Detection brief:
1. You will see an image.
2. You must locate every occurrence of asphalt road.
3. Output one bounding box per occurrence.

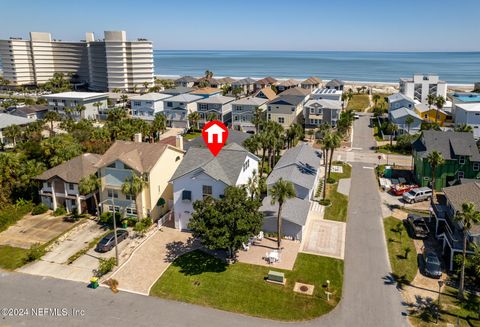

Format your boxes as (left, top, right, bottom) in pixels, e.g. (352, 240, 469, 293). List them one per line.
(0, 113, 408, 327)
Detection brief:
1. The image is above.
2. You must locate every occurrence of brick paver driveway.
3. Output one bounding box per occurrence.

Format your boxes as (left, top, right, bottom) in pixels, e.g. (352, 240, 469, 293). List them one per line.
(109, 227, 194, 295)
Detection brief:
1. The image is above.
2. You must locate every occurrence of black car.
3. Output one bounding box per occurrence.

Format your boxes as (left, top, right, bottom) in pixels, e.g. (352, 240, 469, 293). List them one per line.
(422, 250, 442, 279)
(95, 229, 129, 253)
(405, 214, 430, 239)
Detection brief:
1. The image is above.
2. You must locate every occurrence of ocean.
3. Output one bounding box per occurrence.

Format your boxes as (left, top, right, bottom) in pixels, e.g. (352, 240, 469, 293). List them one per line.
(154, 50, 480, 84)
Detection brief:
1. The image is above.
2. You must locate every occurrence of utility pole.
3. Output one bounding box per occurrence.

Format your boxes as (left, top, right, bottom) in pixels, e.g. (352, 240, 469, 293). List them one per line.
(111, 195, 119, 265)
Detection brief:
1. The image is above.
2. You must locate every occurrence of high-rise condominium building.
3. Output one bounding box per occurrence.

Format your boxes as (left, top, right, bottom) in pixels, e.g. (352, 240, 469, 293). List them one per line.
(399, 74, 447, 105)
(0, 31, 153, 92)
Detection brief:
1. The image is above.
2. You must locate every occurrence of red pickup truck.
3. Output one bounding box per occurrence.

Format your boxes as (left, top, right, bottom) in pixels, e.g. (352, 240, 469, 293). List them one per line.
(391, 184, 418, 196)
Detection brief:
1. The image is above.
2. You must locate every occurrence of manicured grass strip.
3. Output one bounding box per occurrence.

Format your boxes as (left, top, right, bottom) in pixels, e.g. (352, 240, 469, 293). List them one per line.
(324, 163, 351, 222)
(383, 216, 417, 282)
(0, 246, 29, 270)
(183, 132, 202, 140)
(409, 286, 479, 327)
(376, 144, 412, 155)
(347, 94, 370, 111)
(150, 250, 344, 321)
(67, 230, 111, 264)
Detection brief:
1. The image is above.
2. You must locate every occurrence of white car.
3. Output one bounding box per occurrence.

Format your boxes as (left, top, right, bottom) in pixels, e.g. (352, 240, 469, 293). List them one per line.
(354, 114, 360, 119)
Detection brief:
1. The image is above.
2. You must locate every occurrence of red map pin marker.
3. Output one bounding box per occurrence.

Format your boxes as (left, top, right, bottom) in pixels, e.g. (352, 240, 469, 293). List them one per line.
(202, 120, 229, 157)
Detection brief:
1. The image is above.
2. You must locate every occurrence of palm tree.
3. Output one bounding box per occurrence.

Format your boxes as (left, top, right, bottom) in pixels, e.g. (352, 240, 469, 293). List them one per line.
(245, 170, 259, 200)
(74, 104, 86, 118)
(142, 81, 150, 93)
(44, 111, 60, 137)
(120, 94, 129, 109)
(455, 124, 473, 133)
(372, 94, 381, 109)
(152, 113, 167, 141)
(93, 101, 103, 115)
(318, 128, 332, 199)
(427, 94, 436, 110)
(188, 112, 201, 131)
(435, 96, 446, 123)
(270, 178, 296, 249)
(206, 112, 217, 122)
(79, 174, 101, 216)
(405, 116, 414, 134)
(251, 107, 264, 132)
(121, 174, 147, 219)
(426, 150, 444, 200)
(341, 93, 348, 110)
(455, 202, 480, 299)
(112, 88, 121, 94)
(326, 132, 341, 180)
(3, 124, 22, 147)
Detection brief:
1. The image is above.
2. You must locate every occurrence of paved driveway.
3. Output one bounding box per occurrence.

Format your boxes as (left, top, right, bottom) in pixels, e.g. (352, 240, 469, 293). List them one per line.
(109, 227, 193, 295)
(0, 212, 80, 249)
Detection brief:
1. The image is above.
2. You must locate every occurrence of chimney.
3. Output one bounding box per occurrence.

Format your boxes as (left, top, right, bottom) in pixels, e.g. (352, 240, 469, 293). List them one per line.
(175, 135, 184, 150)
(134, 133, 142, 143)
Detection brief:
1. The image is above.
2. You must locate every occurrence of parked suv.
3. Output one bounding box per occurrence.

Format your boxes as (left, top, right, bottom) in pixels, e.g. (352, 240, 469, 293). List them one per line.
(422, 249, 442, 279)
(402, 187, 432, 204)
(95, 229, 129, 253)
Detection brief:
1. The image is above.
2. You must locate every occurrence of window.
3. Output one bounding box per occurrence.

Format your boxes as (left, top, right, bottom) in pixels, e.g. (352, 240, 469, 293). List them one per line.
(243, 159, 250, 172)
(459, 156, 466, 165)
(268, 106, 272, 111)
(107, 189, 119, 198)
(167, 102, 172, 107)
(458, 171, 465, 179)
(182, 190, 192, 201)
(125, 194, 135, 201)
(278, 117, 285, 124)
(267, 114, 271, 120)
(234, 115, 239, 121)
(126, 208, 137, 215)
(68, 183, 74, 190)
(108, 205, 120, 212)
(133, 101, 141, 106)
(310, 108, 314, 114)
(202, 185, 212, 199)
(291, 107, 295, 112)
(200, 104, 208, 110)
(474, 163, 480, 171)
(47, 182, 52, 188)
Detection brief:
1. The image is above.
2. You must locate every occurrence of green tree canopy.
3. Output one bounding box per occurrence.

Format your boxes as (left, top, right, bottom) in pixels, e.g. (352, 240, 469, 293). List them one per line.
(188, 186, 263, 259)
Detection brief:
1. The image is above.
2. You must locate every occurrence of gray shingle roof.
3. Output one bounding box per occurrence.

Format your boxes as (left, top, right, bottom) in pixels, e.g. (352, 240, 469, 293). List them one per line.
(176, 76, 197, 83)
(183, 130, 253, 151)
(164, 94, 203, 103)
(260, 196, 310, 226)
(196, 96, 235, 105)
(413, 130, 480, 161)
(11, 105, 48, 116)
(267, 143, 321, 190)
(171, 143, 258, 185)
(268, 95, 304, 106)
(326, 79, 345, 87)
(160, 87, 196, 96)
(0, 113, 33, 129)
(278, 87, 311, 97)
(36, 153, 101, 183)
(442, 182, 480, 235)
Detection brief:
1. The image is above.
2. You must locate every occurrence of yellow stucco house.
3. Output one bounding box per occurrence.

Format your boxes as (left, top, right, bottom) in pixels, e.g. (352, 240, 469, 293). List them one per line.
(95, 136, 184, 221)
(415, 103, 449, 126)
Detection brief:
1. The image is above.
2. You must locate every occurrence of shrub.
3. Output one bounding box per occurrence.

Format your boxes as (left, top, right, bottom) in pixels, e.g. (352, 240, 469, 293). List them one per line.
(97, 257, 117, 277)
(99, 212, 122, 226)
(319, 199, 331, 206)
(52, 206, 67, 216)
(327, 177, 336, 184)
(25, 243, 46, 262)
(0, 202, 33, 232)
(31, 203, 48, 215)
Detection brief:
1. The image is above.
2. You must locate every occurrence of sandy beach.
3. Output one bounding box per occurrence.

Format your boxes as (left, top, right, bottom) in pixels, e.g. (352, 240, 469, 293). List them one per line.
(156, 74, 474, 93)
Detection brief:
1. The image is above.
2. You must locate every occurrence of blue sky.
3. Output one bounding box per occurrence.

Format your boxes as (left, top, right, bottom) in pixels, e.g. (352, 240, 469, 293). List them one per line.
(1, 0, 479, 51)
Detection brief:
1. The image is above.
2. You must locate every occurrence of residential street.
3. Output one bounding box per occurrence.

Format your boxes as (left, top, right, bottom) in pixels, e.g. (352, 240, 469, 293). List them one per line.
(0, 113, 408, 327)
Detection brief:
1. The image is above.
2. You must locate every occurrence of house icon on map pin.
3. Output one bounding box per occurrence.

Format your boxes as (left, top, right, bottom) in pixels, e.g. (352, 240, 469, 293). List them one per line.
(205, 123, 226, 143)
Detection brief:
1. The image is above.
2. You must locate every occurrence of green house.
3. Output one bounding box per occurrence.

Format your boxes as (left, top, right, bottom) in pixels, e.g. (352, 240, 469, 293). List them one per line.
(412, 130, 480, 191)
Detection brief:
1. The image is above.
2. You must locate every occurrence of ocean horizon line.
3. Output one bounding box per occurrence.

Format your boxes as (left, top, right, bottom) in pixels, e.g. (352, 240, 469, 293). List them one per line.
(153, 49, 480, 53)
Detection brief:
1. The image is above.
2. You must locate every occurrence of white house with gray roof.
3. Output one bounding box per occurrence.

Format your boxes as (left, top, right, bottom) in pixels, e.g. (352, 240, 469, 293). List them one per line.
(261, 143, 321, 241)
(389, 107, 423, 135)
(231, 97, 269, 133)
(0, 113, 34, 147)
(170, 143, 259, 230)
(130, 92, 172, 120)
(163, 93, 203, 129)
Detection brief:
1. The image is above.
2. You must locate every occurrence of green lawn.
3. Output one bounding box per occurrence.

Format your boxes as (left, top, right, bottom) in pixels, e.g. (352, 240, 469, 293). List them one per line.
(383, 216, 418, 283)
(150, 250, 344, 321)
(183, 132, 202, 140)
(376, 144, 412, 155)
(409, 286, 479, 327)
(0, 246, 29, 270)
(347, 94, 370, 112)
(324, 163, 351, 222)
